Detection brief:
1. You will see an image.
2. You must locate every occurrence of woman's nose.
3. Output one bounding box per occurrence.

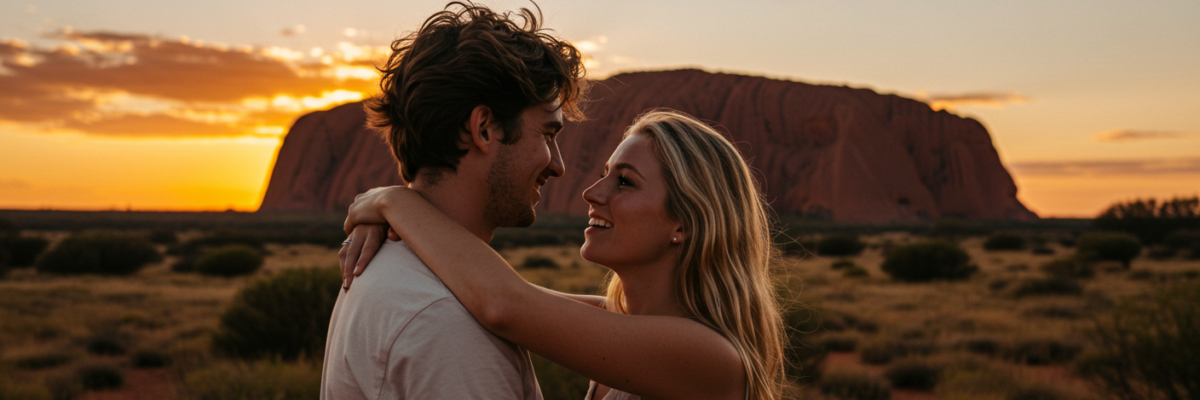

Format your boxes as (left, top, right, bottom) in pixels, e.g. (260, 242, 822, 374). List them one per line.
(582, 177, 607, 205)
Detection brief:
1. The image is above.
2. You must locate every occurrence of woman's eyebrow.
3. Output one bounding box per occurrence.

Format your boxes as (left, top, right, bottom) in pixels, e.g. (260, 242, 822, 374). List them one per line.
(612, 162, 643, 179)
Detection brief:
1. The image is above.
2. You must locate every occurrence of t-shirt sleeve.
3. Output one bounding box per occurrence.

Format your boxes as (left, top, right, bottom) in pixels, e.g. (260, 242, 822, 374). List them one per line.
(380, 297, 537, 400)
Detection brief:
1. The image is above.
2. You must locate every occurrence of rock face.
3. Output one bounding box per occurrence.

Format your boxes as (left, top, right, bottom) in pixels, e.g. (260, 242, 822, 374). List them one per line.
(260, 69, 1036, 222)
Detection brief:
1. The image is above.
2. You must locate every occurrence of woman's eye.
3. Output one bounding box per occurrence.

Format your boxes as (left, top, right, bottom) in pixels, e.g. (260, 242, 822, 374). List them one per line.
(618, 176, 633, 187)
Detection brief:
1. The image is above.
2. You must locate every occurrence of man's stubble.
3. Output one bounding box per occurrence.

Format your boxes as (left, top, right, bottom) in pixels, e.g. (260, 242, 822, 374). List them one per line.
(485, 142, 537, 228)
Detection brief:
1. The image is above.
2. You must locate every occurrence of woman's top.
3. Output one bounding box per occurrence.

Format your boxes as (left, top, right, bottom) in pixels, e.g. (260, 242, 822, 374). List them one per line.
(584, 381, 750, 400)
(584, 381, 639, 400)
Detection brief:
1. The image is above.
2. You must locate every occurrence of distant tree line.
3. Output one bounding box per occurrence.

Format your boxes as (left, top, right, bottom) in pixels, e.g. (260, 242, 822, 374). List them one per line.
(1095, 196, 1199, 244)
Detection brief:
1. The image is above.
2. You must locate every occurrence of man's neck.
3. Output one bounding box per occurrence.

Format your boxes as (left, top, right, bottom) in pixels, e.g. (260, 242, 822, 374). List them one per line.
(409, 178, 496, 243)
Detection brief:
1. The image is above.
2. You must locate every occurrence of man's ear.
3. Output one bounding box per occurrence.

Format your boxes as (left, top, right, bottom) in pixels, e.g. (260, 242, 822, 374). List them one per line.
(464, 105, 498, 155)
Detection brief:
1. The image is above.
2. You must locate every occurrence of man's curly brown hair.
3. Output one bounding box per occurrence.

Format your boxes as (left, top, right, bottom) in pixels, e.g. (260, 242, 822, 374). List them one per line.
(366, 1, 588, 183)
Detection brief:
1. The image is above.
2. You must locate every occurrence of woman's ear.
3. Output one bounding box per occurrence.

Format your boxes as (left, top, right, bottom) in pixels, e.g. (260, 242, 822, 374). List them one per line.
(672, 224, 689, 244)
(464, 105, 496, 155)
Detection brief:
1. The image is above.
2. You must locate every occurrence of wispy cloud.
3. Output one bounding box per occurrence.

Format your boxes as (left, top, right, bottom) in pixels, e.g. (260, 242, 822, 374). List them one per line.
(1091, 129, 1200, 142)
(0, 30, 385, 138)
(569, 36, 633, 78)
(1008, 157, 1200, 176)
(913, 91, 1029, 111)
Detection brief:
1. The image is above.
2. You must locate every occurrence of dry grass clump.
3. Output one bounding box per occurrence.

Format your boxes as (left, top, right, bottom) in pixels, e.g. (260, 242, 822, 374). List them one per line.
(182, 360, 321, 400)
(818, 369, 891, 400)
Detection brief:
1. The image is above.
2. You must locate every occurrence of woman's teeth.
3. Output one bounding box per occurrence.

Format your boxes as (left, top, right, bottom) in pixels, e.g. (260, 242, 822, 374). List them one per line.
(588, 218, 612, 228)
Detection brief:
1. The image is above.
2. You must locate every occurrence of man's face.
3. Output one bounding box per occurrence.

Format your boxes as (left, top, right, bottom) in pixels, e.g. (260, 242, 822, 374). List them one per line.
(485, 100, 565, 228)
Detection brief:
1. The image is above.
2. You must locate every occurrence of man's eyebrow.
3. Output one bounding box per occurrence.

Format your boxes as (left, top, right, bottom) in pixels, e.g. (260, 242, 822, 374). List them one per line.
(612, 162, 643, 178)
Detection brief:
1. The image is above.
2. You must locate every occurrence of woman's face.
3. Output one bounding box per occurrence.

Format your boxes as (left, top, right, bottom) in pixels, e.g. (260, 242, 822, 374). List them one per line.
(581, 134, 682, 267)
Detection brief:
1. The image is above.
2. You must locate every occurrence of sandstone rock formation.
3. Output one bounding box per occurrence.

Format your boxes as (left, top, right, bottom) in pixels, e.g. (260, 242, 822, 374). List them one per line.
(259, 69, 1037, 223)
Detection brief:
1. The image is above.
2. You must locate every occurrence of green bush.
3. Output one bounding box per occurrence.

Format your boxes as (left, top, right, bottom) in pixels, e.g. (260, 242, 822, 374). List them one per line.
(194, 244, 263, 277)
(1039, 258, 1094, 279)
(956, 337, 1001, 356)
(884, 359, 941, 390)
(983, 234, 1026, 251)
(817, 235, 866, 257)
(212, 267, 341, 360)
(15, 350, 74, 370)
(183, 360, 320, 400)
(1094, 196, 1200, 244)
(1, 235, 50, 267)
(860, 340, 938, 365)
(1078, 282, 1200, 400)
(881, 241, 976, 282)
(84, 333, 127, 355)
(522, 255, 560, 269)
(1013, 278, 1083, 298)
(77, 363, 123, 390)
(818, 370, 891, 400)
(1076, 231, 1142, 269)
(36, 232, 161, 275)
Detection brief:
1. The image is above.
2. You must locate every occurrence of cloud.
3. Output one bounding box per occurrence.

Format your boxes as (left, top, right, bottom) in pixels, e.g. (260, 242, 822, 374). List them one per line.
(1008, 157, 1200, 176)
(281, 24, 306, 37)
(0, 30, 382, 138)
(914, 91, 1029, 111)
(1091, 129, 1200, 142)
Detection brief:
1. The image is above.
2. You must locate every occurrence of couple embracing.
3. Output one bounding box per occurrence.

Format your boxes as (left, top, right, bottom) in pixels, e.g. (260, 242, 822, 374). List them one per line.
(321, 2, 787, 399)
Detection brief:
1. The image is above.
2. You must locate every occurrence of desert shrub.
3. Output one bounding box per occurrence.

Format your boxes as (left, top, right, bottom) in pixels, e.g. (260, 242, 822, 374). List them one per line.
(881, 240, 976, 282)
(44, 373, 82, 400)
(531, 353, 588, 400)
(0, 247, 9, 277)
(983, 234, 1026, 251)
(821, 334, 858, 352)
(490, 229, 582, 250)
(1009, 385, 1069, 400)
(957, 337, 1001, 356)
(0, 379, 52, 400)
(782, 303, 827, 383)
(194, 244, 263, 277)
(146, 229, 177, 245)
(1030, 246, 1055, 255)
(818, 370, 891, 400)
(884, 359, 941, 390)
(77, 364, 123, 390)
(522, 255, 560, 269)
(843, 265, 869, 278)
(183, 360, 320, 400)
(1076, 231, 1142, 269)
(831, 260, 857, 270)
(1077, 282, 1200, 400)
(988, 279, 1010, 291)
(1013, 278, 1083, 298)
(36, 232, 161, 275)
(84, 333, 127, 355)
(1039, 258, 1093, 279)
(131, 350, 171, 368)
(1003, 338, 1082, 365)
(212, 267, 341, 360)
(15, 351, 74, 370)
(1, 235, 50, 267)
(817, 235, 866, 256)
(860, 339, 938, 366)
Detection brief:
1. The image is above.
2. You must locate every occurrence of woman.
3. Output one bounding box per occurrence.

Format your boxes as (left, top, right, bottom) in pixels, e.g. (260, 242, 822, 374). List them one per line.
(341, 110, 786, 400)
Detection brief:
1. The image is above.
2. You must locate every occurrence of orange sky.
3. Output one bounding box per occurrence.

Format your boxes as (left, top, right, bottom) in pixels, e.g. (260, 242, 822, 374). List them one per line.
(1, 1, 1198, 217)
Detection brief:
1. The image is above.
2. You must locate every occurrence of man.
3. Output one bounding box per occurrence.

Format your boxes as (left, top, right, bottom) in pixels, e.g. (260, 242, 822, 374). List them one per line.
(320, 2, 587, 399)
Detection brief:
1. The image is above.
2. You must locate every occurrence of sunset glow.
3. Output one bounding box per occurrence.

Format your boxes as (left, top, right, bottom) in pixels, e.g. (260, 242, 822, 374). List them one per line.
(1, 0, 1197, 216)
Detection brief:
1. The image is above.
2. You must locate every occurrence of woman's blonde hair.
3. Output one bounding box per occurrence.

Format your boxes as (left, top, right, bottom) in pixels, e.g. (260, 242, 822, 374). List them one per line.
(603, 109, 786, 400)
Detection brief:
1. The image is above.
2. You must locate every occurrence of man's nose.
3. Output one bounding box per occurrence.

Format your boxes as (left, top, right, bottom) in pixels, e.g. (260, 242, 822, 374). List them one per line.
(547, 141, 565, 178)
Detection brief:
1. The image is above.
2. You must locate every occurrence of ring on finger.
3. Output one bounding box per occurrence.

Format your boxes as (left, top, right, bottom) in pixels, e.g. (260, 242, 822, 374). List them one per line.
(342, 239, 353, 246)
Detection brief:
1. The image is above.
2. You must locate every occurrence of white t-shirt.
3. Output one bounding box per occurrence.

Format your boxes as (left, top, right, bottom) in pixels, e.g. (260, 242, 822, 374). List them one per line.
(321, 240, 542, 400)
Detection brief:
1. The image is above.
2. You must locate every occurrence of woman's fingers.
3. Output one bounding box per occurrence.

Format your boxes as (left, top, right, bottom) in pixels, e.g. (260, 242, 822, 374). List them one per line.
(355, 225, 384, 277)
(388, 226, 400, 241)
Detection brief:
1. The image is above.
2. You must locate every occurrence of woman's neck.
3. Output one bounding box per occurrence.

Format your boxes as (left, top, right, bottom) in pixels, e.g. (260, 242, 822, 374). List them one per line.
(611, 258, 687, 317)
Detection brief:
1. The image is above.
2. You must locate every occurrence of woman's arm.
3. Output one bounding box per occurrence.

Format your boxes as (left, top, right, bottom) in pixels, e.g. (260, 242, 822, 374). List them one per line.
(338, 220, 606, 309)
(345, 186, 744, 400)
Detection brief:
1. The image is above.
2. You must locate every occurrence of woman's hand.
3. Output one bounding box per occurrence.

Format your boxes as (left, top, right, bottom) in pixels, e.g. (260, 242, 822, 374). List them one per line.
(340, 186, 412, 291)
(339, 224, 398, 291)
